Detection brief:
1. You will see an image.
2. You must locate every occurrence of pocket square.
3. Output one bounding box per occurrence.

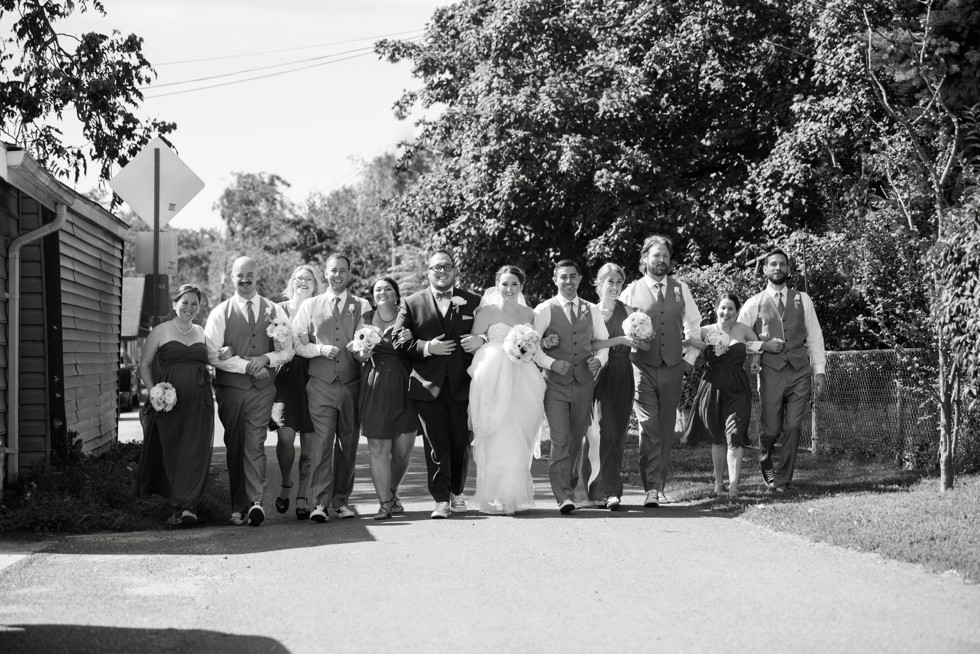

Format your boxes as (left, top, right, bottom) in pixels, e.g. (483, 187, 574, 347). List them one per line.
(461, 315, 473, 321)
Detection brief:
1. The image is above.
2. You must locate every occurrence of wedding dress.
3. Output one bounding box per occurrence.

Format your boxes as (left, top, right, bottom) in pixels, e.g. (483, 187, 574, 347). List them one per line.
(468, 322, 546, 514)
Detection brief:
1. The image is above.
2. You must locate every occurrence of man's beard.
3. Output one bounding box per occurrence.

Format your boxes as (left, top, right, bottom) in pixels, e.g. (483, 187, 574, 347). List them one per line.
(767, 272, 787, 285)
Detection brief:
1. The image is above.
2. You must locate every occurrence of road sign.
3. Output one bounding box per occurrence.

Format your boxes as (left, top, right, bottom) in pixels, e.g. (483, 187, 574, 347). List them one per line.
(135, 231, 178, 274)
(108, 136, 204, 226)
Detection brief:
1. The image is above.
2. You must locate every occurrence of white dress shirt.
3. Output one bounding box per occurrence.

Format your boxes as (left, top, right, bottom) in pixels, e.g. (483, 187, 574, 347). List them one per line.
(619, 276, 703, 365)
(533, 296, 610, 368)
(738, 285, 826, 375)
(292, 290, 371, 359)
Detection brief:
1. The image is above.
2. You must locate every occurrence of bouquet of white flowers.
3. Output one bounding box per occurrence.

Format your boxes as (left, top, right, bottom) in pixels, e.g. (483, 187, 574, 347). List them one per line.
(149, 382, 177, 412)
(351, 325, 383, 355)
(266, 316, 293, 347)
(705, 328, 732, 356)
(622, 311, 653, 340)
(503, 324, 541, 363)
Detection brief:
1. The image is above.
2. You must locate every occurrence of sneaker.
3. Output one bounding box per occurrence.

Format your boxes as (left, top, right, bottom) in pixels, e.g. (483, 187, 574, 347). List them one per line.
(760, 461, 776, 489)
(431, 501, 451, 519)
(451, 494, 467, 511)
(179, 509, 198, 525)
(578, 499, 597, 508)
(658, 491, 674, 504)
(334, 504, 356, 519)
(310, 505, 329, 523)
(558, 499, 577, 514)
(229, 512, 246, 526)
(643, 490, 659, 508)
(247, 502, 265, 527)
(606, 497, 621, 511)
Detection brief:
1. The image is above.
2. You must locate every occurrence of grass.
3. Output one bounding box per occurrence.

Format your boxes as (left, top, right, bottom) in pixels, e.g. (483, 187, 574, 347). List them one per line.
(0, 442, 228, 535)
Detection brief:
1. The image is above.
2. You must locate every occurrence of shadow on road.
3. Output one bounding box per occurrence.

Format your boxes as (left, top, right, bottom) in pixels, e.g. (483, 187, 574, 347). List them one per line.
(0, 624, 289, 653)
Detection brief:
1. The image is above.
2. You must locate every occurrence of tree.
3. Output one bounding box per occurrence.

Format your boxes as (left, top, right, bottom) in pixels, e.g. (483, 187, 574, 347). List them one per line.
(378, 0, 812, 297)
(0, 0, 175, 182)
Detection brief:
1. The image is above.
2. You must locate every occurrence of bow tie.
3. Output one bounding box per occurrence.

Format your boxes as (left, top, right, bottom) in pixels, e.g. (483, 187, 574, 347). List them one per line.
(435, 291, 453, 301)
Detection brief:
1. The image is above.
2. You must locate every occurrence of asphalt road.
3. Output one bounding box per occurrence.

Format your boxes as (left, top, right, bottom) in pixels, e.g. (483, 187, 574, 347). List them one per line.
(1, 420, 979, 653)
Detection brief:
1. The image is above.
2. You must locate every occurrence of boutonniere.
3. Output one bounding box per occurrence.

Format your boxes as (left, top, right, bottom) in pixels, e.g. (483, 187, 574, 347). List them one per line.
(673, 287, 681, 302)
(347, 304, 356, 316)
(264, 305, 273, 320)
(794, 294, 802, 308)
(451, 296, 466, 307)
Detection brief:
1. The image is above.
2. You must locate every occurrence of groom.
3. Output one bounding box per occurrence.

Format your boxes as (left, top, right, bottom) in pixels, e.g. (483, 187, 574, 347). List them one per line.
(394, 250, 482, 518)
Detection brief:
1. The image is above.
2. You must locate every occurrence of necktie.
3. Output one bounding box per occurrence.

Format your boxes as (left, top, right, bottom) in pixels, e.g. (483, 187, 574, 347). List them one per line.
(331, 296, 341, 320)
(655, 283, 664, 304)
(246, 300, 255, 327)
(566, 301, 575, 324)
(776, 292, 785, 317)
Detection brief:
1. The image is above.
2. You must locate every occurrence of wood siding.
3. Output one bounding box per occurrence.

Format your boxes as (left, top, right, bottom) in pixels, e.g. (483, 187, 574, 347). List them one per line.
(60, 207, 123, 456)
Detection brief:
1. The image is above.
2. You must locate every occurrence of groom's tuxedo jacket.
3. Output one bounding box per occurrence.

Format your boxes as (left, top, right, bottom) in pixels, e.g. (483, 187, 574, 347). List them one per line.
(394, 287, 481, 403)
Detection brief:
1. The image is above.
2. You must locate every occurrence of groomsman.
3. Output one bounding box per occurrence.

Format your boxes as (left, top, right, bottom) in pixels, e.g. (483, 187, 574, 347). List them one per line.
(620, 236, 702, 508)
(205, 256, 293, 526)
(393, 250, 482, 518)
(535, 259, 607, 514)
(738, 248, 826, 492)
(292, 253, 371, 522)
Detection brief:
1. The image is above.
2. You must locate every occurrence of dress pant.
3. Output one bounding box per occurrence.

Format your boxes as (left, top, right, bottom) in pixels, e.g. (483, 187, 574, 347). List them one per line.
(415, 386, 470, 503)
(306, 376, 360, 508)
(216, 382, 277, 513)
(632, 360, 685, 492)
(758, 363, 812, 488)
(544, 378, 595, 503)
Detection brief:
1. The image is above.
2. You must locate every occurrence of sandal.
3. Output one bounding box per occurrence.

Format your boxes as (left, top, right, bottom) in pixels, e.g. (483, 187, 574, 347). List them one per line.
(374, 498, 396, 521)
(390, 491, 404, 515)
(275, 484, 292, 514)
(295, 496, 310, 520)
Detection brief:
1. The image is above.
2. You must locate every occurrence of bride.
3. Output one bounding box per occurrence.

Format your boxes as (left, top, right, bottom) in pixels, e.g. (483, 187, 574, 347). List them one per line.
(468, 265, 561, 515)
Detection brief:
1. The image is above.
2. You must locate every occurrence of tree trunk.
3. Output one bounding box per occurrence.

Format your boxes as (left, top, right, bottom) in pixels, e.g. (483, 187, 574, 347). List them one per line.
(937, 346, 955, 492)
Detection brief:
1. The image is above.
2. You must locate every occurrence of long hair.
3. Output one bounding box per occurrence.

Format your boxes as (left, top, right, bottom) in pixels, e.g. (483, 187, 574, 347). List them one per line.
(638, 235, 673, 275)
(282, 264, 323, 300)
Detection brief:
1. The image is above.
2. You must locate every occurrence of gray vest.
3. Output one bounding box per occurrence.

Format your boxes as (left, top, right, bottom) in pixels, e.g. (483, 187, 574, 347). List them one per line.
(541, 297, 594, 385)
(754, 289, 810, 371)
(628, 277, 684, 367)
(214, 297, 276, 390)
(308, 294, 364, 384)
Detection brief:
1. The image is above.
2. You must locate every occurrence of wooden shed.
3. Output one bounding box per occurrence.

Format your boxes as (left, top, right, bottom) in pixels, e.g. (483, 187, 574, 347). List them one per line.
(1, 142, 129, 483)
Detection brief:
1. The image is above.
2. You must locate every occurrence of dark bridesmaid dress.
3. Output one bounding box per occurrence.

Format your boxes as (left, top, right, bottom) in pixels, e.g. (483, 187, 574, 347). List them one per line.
(137, 341, 215, 516)
(682, 342, 752, 449)
(593, 301, 636, 500)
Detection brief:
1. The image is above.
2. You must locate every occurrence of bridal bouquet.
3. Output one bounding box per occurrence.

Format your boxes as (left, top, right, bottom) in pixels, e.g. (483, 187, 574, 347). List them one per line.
(351, 325, 383, 355)
(266, 316, 293, 346)
(622, 311, 653, 340)
(503, 324, 541, 363)
(705, 328, 732, 356)
(149, 382, 177, 412)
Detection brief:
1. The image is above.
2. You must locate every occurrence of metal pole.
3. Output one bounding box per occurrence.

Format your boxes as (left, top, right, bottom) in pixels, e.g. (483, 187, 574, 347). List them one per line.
(152, 148, 160, 326)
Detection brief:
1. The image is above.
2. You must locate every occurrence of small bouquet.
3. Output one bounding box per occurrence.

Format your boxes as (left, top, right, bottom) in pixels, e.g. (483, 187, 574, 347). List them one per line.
(266, 316, 293, 347)
(503, 324, 541, 363)
(271, 402, 285, 428)
(622, 311, 653, 341)
(149, 382, 177, 412)
(705, 328, 731, 356)
(351, 325, 383, 355)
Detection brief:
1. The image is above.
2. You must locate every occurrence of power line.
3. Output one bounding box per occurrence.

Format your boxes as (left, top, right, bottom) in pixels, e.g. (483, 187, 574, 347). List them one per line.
(155, 29, 425, 66)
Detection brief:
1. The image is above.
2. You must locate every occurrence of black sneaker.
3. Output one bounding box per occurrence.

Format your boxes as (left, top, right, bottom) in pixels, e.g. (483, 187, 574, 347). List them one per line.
(247, 502, 265, 526)
(760, 463, 776, 489)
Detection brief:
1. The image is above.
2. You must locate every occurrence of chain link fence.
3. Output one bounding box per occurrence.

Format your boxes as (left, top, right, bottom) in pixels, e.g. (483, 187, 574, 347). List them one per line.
(678, 349, 945, 466)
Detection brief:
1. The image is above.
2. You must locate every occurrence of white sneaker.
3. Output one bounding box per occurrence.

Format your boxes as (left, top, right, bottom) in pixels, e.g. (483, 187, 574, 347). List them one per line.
(658, 491, 674, 504)
(334, 504, 356, 519)
(310, 505, 329, 523)
(451, 494, 467, 511)
(558, 499, 576, 514)
(643, 490, 659, 507)
(605, 497, 621, 511)
(229, 512, 245, 526)
(431, 501, 451, 519)
(247, 502, 265, 526)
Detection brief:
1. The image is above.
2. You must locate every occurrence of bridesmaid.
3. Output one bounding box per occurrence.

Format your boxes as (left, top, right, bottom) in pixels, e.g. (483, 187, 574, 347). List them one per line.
(681, 292, 759, 500)
(587, 263, 647, 510)
(271, 264, 321, 520)
(355, 277, 419, 520)
(136, 284, 215, 526)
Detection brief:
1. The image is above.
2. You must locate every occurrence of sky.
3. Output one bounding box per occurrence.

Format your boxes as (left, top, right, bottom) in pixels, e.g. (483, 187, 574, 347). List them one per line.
(52, 0, 453, 230)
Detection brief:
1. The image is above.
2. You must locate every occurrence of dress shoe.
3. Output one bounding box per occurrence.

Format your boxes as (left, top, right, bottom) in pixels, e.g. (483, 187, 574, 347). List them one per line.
(178, 509, 198, 525)
(643, 490, 659, 507)
(431, 501, 451, 519)
(606, 497, 621, 511)
(229, 512, 245, 526)
(334, 504, 356, 519)
(310, 505, 330, 523)
(558, 499, 576, 514)
(451, 494, 467, 511)
(247, 502, 265, 527)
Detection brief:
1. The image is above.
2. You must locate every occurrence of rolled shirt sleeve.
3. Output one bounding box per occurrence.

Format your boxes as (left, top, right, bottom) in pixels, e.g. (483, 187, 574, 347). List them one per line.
(680, 282, 702, 365)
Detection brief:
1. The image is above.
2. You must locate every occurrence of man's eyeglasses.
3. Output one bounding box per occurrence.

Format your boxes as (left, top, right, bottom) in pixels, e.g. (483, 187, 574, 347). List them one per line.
(429, 264, 454, 273)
